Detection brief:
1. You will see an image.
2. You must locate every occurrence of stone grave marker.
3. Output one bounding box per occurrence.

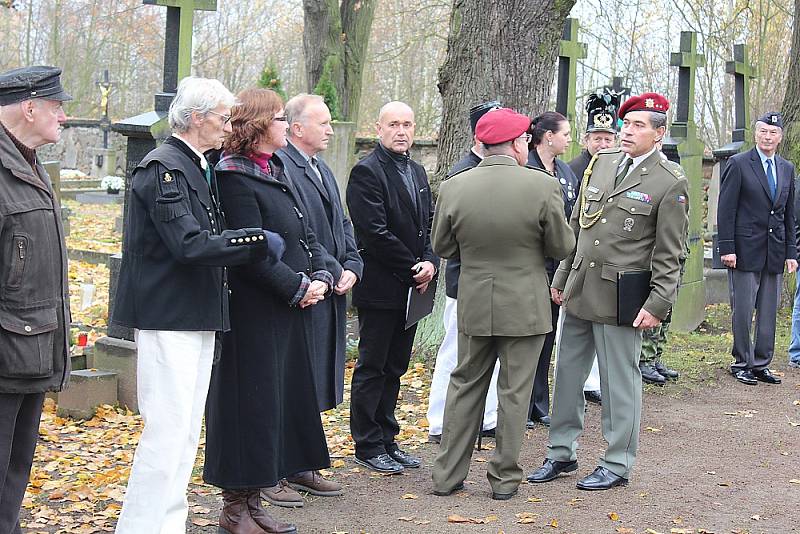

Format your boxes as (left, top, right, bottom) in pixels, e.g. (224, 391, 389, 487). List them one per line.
(662, 30, 705, 331)
(557, 17, 587, 161)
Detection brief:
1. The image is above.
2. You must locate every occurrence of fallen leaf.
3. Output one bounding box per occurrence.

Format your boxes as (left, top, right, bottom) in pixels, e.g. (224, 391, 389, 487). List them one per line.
(645, 529, 664, 534)
(616, 528, 635, 534)
(401, 493, 418, 500)
(550, 518, 559, 528)
(515, 512, 538, 524)
(608, 511, 620, 521)
(645, 426, 662, 432)
(331, 459, 346, 468)
(398, 516, 415, 522)
(670, 529, 691, 533)
(526, 497, 543, 503)
(751, 514, 761, 520)
(789, 479, 800, 484)
(191, 518, 215, 526)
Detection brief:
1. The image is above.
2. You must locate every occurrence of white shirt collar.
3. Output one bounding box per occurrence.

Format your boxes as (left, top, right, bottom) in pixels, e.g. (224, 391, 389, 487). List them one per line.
(620, 146, 658, 174)
(172, 133, 208, 170)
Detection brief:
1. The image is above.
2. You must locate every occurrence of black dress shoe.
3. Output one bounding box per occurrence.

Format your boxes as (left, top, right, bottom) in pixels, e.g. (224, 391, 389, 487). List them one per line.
(640, 363, 666, 385)
(526, 415, 550, 428)
(480, 428, 496, 438)
(576, 466, 628, 491)
(732, 369, 758, 385)
(654, 361, 679, 380)
(354, 453, 404, 474)
(584, 390, 602, 404)
(526, 458, 578, 483)
(428, 433, 441, 444)
(388, 448, 421, 468)
(433, 482, 464, 496)
(753, 368, 781, 384)
(491, 488, 517, 500)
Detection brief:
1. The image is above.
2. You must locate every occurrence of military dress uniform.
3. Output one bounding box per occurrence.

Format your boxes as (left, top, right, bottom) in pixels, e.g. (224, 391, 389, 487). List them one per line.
(546, 142, 688, 482)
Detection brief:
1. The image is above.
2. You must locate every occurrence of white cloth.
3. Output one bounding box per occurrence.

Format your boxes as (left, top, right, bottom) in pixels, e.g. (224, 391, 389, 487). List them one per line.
(427, 297, 498, 435)
(115, 330, 216, 534)
(553, 307, 600, 392)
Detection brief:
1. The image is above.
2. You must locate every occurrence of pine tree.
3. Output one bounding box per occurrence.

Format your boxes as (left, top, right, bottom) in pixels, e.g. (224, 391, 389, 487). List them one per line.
(257, 62, 287, 100)
(313, 57, 342, 121)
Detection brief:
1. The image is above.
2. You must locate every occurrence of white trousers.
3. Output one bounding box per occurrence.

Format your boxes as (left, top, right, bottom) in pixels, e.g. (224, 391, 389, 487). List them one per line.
(115, 330, 215, 534)
(427, 297, 498, 435)
(553, 308, 600, 392)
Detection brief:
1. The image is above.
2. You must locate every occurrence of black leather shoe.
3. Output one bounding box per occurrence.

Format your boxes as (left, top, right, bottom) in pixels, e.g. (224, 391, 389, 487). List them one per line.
(526, 458, 578, 483)
(753, 368, 781, 384)
(584, 390, 602, 404)
(640, 363, 666, 385)
(576, 466, 628, 491)
(388, 448, 421, 468)
(654, 361, 679, 380)
(491, 488, 517, 500)
(480, 428, 496, 438)
(433, 482, 463, 496)
(428, 434, 441, 444)
(732, 369, 758, 385)
(354, 453, 404, 474)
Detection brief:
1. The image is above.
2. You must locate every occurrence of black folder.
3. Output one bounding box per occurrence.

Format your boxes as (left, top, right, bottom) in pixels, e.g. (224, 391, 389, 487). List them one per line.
(617, 270, 652, 326)
(405, 278, 438, 330)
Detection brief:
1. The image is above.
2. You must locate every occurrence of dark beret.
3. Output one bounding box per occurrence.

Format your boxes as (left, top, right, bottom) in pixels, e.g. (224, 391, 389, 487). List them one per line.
(756, 111, 783, 129)
(0, 66, 72, 106)
(618, 92, 669, 119)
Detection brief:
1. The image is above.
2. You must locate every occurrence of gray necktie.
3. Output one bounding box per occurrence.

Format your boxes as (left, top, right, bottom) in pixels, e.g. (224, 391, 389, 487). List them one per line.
(309, 156, 323, 183)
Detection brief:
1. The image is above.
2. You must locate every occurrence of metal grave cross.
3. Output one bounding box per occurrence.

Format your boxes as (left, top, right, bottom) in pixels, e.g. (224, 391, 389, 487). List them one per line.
(143, 0, 217, 95)
(604, 76, 631, 104)
(557, 17, 587, 161)
(96, 69, 114, 148)
(726, 43, 758, 143)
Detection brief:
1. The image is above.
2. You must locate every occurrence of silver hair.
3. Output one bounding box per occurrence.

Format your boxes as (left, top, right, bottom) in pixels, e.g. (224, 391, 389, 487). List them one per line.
(649, 111, 667, 130)
(168, 76, 236, 133)
(284, 93, 325, 136)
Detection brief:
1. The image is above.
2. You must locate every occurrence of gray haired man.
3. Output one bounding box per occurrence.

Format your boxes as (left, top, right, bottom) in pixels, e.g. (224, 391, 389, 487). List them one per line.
(113, 77, 284, 533)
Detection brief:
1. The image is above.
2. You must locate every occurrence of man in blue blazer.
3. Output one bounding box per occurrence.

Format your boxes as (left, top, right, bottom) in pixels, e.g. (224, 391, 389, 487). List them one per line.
(718, 112, 798, 385)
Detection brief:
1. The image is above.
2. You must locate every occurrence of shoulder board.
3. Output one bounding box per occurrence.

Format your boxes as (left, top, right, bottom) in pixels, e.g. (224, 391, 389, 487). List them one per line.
(596, 147, 622, 156)
(659, 159, 687, 180)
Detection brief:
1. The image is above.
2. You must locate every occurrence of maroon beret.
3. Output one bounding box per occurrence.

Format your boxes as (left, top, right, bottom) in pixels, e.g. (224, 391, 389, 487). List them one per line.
(475, 108, 531, 144)
(618, 92, 669, 119)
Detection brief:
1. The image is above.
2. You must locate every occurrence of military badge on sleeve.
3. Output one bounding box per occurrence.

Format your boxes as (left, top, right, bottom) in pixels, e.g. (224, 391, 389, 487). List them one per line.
(163, 172, 174, 183)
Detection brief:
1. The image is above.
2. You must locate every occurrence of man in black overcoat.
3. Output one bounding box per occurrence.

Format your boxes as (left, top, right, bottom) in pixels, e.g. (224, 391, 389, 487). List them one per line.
(346, 101, 437, 474)
(279, 94, 363, 413)
(718, 112, 797, 386)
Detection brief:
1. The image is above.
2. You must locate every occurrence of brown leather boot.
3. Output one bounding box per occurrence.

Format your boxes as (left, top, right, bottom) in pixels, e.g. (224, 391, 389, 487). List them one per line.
(219, 490, 269, 534)
(247, 490, 297, 533)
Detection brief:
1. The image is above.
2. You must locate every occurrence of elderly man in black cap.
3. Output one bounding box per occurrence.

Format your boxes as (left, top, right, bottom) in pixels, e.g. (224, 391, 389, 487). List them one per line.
(0, 65, 72, 534)
(426, 100, 502, 445)
(718, 112, 797, 386)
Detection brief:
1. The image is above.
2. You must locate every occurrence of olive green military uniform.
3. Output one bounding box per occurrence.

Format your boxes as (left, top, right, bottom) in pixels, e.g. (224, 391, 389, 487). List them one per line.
(430, 156, 575, 495)
(548, 148, 688, 478)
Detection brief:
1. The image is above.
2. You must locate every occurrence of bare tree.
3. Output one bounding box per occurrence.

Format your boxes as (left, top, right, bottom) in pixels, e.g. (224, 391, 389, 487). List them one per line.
(435, 0, 576, 183)
(780, 0, 799, 162)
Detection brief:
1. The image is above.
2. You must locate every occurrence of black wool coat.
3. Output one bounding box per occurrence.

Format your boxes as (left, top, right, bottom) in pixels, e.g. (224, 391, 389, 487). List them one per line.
(203, 153, 331, 489)
(346, 143, 437, 310)
(718, 147, 797, 273)
(278, 142, 363, 411)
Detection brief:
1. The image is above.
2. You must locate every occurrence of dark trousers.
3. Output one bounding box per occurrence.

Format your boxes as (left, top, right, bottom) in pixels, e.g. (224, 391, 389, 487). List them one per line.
(728, 268, 781, 371)
(350, 308, 417, 459)
(0, 392, 44, 534)
(528, 299, 558, 421)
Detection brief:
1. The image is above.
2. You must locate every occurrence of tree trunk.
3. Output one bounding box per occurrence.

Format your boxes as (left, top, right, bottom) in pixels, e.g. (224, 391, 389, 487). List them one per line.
(780, 0, 800, 164)
(303, 0, 376, 124)
(435, 0, 576, 185)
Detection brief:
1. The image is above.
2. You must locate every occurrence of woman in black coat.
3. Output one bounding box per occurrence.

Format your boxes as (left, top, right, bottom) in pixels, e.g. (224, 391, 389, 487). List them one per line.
(524, 111, 580, 428)
(203, 88, 333, 534)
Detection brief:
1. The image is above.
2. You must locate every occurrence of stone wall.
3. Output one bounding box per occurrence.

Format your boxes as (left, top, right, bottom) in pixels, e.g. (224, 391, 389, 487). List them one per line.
(38, 119, 126, 176)
(354, 137, 439, 176)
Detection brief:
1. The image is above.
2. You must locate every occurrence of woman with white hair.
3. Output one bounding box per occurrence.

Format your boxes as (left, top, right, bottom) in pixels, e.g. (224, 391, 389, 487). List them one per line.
(113, 76, 284, 533)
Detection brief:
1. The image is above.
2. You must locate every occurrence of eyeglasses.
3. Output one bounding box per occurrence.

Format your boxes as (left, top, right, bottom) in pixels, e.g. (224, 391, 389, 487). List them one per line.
(205, 110, 232, 124)
(273, 115, 288, 122)
(518, 133, 532, 144)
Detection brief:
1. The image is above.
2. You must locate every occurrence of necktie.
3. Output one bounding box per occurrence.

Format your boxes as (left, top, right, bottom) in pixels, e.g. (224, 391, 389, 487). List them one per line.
(204, 165, 212, 188)
(309, 157, 323, 183)
(615, 157, 633, 187)
(766, 159, 776, 200)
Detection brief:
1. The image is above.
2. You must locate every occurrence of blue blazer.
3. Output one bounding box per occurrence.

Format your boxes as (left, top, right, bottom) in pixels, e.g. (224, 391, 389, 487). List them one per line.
(717, 147, 797, 273)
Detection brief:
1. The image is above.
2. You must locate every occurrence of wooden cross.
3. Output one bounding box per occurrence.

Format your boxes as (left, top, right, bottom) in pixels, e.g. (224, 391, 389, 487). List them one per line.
(725, 43, 758, 142)
(557, 18, 587, 160)
(143, 0, 217, 93)
(670, 31, 704, 125)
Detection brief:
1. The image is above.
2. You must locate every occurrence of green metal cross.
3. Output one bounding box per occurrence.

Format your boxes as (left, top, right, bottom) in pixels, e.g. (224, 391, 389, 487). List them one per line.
(725, 43, 758, 143)
(557, 18, 587, 161)
(143, 0, 217, 92)
(669, 31, 704, 127)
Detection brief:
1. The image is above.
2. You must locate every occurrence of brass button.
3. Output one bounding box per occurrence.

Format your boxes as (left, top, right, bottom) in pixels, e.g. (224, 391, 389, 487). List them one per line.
(601, 218, 607, 224)
(589, 261, 596, 268)
(24, 325, 32, 332)
(594, 240, 600, 246)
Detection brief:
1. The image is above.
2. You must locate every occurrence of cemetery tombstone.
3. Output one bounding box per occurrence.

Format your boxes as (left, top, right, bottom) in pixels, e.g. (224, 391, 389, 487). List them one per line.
(557, 17, 587, 161)
(662, 31, 705, 331)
